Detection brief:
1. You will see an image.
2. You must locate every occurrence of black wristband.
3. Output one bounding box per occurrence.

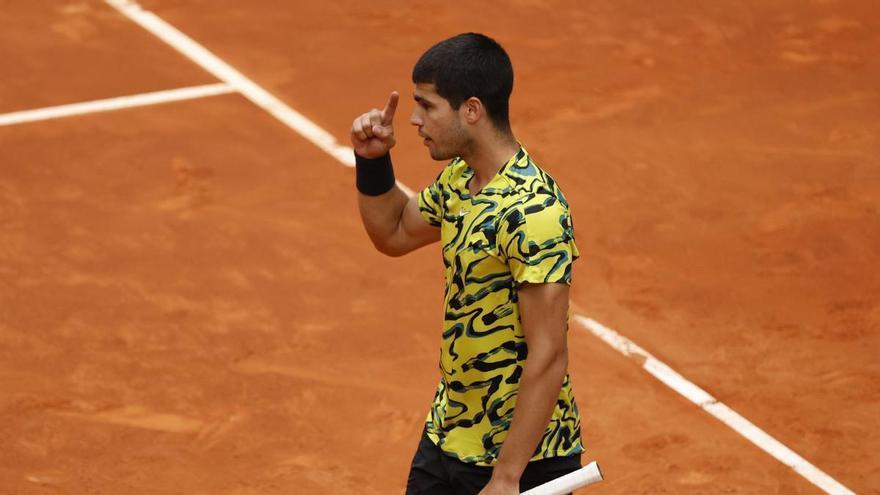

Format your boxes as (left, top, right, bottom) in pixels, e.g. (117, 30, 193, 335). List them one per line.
(355, 153, 396, 196)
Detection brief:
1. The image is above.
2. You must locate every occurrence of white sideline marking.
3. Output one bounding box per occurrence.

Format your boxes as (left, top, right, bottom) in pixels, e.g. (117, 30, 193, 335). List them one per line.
(105, 2, 854, 493)
(575, 316, 856, 495)
(0, 83, 233, 126)
(103, 0, 414, 196)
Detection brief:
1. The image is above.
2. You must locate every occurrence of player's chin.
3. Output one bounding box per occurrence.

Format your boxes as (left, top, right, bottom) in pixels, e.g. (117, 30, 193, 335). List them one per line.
(428, 146, 455, 161)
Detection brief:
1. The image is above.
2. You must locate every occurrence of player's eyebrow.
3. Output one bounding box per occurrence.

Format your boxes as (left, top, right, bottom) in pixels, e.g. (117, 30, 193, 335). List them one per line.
(413, 95, 431, 106)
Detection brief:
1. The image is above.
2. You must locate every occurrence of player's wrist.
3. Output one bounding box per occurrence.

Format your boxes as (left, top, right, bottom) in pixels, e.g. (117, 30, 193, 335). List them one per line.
(355, 152, 396, 196)
(490, 461, 522, 486)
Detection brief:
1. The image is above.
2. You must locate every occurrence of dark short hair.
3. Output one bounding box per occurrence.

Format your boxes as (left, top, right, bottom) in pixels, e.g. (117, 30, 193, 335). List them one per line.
(412, 33, 513, 132)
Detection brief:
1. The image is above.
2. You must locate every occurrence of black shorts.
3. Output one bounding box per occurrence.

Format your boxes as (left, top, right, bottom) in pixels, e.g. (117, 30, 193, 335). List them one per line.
(405, 429, 582, 495)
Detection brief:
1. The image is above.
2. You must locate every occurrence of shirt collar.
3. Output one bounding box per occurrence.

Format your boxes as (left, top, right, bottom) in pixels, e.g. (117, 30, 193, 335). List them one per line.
(459, 146, 529, 196)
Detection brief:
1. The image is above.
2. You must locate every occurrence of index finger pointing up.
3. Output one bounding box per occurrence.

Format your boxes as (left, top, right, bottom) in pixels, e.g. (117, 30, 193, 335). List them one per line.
(381, 91, 399, 125)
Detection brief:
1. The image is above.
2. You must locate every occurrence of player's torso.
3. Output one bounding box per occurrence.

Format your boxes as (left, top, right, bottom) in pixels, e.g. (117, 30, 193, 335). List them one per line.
(437, 163, 523, 373)
(427, 151, 583, 465)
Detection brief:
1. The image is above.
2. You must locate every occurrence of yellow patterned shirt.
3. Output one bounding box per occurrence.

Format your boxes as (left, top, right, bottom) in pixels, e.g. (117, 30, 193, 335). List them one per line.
(417, 146, 583, 466)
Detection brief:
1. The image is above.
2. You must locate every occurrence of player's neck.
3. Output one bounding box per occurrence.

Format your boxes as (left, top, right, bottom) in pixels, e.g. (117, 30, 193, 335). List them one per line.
(461, 133, 520, 188)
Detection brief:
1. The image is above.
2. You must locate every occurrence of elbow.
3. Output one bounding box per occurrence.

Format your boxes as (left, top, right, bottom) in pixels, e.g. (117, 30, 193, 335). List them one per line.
(546, 353, 568, 388)
(549, 350, 568, 378)
(372, 238, 409, 258)
(525, 346, 568, 380)
(380, 247, 408, 258)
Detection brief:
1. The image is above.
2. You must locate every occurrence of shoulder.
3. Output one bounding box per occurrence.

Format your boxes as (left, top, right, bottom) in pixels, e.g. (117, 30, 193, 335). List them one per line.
(500, 153, 572, 220)
(498, 192, 572, 239)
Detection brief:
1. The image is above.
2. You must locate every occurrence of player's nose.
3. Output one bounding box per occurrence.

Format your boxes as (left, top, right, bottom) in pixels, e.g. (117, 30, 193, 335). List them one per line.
(409, 109, 422, 127)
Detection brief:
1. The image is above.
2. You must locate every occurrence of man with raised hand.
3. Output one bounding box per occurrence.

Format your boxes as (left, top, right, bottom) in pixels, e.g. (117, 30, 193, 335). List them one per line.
(351, 33, 584, 495)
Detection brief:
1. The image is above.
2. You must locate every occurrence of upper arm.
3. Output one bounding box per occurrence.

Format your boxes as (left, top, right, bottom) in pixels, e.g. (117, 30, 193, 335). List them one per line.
(389, 193, 440, 255)
(382, 168, 445, 256)
(363, 167, 444, 257)
(517, 282, 570, 356)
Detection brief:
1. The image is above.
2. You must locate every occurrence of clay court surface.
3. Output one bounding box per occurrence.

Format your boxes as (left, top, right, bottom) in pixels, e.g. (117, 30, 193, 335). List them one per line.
(1, 1, 878, 493)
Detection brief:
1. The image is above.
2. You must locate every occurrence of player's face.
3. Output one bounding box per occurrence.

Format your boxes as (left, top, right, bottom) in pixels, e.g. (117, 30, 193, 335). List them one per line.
(410, 83, 470, 161)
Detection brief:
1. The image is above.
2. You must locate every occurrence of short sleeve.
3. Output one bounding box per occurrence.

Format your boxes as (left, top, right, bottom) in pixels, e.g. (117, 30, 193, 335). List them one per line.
(418, 170, 445, 227)
(498, 194, 579, 286)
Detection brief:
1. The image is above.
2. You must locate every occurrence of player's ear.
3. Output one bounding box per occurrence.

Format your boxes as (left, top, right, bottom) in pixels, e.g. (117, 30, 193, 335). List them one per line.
(461, 97, 483, 125)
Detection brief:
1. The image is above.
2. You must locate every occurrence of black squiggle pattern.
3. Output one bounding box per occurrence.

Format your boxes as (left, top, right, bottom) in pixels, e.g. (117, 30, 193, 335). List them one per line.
(418, 147, 583, 466)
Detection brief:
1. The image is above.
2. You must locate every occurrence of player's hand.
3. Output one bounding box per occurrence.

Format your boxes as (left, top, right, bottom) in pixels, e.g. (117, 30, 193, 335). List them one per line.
(351, 91, 398, 159)
(478, 477, 519, 495)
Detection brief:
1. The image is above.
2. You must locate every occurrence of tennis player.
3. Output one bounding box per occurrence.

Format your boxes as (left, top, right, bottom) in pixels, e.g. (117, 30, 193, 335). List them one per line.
(351, 33, 584, 495)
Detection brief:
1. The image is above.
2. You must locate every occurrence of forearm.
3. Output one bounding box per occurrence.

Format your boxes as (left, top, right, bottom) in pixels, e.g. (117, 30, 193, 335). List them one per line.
(492, 347, 568, 483)
(357, 184, 410, 255)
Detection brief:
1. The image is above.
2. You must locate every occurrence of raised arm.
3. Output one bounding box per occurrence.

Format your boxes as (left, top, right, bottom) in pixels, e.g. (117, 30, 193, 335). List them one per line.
(351, 91, 439, 256)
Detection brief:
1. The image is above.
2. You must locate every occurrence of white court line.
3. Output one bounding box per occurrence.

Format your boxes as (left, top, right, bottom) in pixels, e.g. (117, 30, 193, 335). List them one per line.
(103, 0, 413, 196)
(0, 83, 234, 126)
(104, 1, 855, 493)
(576, 316, 855, 495)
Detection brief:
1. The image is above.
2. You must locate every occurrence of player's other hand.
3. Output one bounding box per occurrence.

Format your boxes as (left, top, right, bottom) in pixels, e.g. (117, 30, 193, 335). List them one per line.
(351, 91, 399, 159)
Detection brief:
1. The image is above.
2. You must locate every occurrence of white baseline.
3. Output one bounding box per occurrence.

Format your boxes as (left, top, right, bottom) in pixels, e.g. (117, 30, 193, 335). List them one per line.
(0, 83, 233, 127)
(103, 1, 855, 494)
